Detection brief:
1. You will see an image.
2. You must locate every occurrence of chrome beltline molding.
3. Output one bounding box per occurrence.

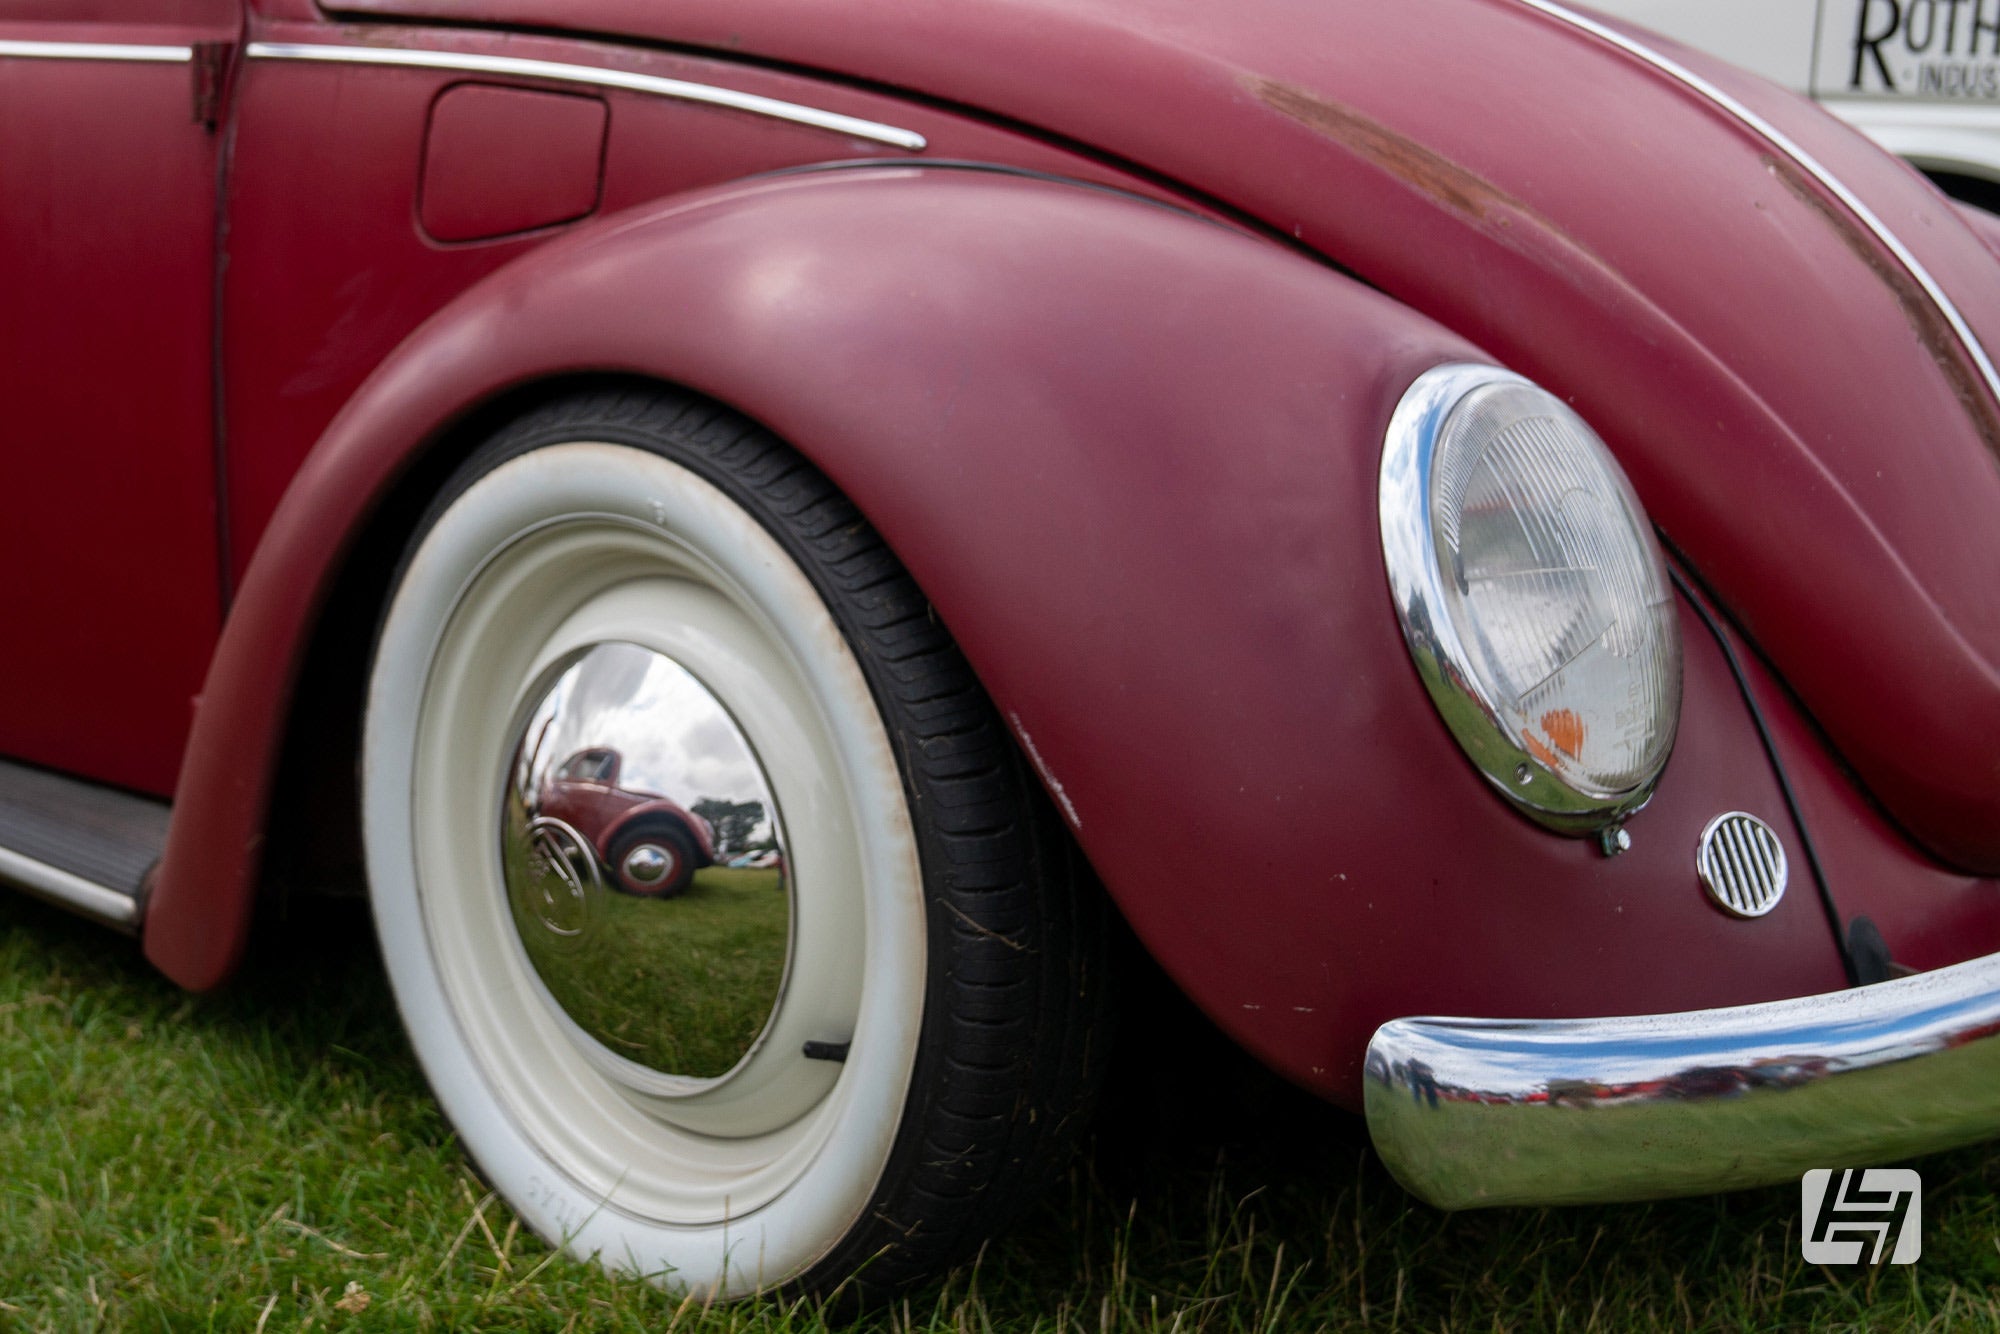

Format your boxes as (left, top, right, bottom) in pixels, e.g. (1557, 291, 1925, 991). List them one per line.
(1516, 0, 2000, 419)
(245, 42, 928, 152)
(0, 845, 140, 933)
(0, 40, 191, 62)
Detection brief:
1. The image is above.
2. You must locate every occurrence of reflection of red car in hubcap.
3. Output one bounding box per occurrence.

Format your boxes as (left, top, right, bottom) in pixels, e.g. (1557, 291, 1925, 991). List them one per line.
(535, 747, 715, 897)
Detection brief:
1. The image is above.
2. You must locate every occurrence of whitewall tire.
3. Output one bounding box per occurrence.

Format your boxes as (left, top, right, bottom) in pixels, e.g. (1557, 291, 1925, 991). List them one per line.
(361, 389, 1105, 1299)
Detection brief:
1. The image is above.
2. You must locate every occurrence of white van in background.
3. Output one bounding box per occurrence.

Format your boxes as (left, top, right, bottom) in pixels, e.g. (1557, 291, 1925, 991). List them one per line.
(1587, 0, 2000, 208)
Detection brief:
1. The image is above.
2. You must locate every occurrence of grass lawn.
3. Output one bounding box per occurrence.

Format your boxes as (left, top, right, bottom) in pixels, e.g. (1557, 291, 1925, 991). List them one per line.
(4, 889, 2000, 1331)
(509, 857, 789, 1080)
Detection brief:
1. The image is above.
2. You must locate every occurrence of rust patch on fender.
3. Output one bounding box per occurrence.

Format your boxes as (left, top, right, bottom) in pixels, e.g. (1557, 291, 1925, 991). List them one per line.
(1249, 76, 1520, 222)
(1764, 154, 2000, 459)
(1243, 73, 1662, 375)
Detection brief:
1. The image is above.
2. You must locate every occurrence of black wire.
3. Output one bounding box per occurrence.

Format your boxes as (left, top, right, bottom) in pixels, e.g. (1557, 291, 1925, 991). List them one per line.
(1669, 564, 1859, 987)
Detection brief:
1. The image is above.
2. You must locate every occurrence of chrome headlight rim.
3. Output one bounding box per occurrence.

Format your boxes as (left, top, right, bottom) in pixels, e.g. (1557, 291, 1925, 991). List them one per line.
(1378, 362, 1678, 833)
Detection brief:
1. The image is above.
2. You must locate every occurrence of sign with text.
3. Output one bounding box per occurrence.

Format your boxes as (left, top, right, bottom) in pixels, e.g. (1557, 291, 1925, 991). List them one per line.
(1817, 0, 2000, 98)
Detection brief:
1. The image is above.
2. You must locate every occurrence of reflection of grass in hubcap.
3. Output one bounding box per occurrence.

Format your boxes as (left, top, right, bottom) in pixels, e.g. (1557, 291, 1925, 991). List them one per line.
(548, 866, 787, 1078)
(507, 796, 789, 1081)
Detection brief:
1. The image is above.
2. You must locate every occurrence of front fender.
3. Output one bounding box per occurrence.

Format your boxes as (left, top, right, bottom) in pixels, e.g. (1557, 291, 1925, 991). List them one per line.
(159, 165, 1473, 988)
(599, 802, 714, 866)
(147, 169, 1865, 1103)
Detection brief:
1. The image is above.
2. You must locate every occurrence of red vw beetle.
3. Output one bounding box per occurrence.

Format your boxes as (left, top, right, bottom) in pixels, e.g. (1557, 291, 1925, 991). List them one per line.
(532, 746, 718, 897)
(8, 0, 2000, 1301)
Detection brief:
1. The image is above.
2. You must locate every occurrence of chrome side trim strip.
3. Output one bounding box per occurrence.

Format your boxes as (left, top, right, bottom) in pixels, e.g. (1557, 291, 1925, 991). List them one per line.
(1515, 0, 2000, 417)
(0, 845, 140, 934)
(0, 39, 192, 63)
(1366, 947, 2000, 1209)
(244, 42, 928, 152)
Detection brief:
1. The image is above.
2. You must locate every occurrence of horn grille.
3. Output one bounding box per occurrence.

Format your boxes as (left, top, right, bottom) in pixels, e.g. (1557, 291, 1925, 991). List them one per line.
(1697, 812, 1788, 919)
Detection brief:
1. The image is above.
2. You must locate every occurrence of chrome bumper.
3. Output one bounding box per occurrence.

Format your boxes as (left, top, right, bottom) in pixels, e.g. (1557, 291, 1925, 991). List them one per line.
(1364, 951, 2000, 1210)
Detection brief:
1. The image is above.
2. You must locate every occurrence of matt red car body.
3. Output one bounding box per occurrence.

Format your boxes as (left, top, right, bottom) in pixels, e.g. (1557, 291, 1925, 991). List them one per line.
(535, 747, 716, 889)
(6, 0, 2000, 1294)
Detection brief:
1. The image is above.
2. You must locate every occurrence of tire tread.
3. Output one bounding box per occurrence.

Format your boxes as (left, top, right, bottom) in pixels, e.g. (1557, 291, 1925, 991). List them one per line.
(457, 387, 1110, 1302)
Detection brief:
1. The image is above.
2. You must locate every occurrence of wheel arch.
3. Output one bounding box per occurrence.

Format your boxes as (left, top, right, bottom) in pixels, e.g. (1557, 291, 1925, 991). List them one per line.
(599, 801, 713, 865)
(143, 164, 1486, 1109)
(148, 368, 664, 988)
(240, 372, 638, 918)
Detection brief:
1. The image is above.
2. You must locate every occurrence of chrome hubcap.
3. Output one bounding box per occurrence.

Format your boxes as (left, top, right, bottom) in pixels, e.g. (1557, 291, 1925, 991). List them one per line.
(523, 816, 596, 938)
(501, 642, 792, 1083)
(622, 843, 675, 887)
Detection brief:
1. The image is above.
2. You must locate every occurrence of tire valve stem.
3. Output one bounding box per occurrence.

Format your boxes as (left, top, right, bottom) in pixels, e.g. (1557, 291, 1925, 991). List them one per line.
(803, 1040, 851, 1063)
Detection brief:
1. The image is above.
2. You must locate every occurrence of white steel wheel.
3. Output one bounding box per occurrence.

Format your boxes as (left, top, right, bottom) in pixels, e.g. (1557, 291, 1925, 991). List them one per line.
(362, 389, 1106, 1300)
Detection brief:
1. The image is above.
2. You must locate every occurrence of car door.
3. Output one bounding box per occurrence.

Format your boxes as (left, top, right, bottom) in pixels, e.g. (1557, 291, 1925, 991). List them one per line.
(0, 0, 240, 797)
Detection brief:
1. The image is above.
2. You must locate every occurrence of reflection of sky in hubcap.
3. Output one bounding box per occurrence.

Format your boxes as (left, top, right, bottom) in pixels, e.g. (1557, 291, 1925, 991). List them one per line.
(533, 645, 778, 835)
(500, 643, 792, 1083)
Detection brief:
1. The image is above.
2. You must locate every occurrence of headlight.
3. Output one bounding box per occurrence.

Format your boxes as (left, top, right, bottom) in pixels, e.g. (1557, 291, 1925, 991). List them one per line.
(1379, 364, 1681, 831)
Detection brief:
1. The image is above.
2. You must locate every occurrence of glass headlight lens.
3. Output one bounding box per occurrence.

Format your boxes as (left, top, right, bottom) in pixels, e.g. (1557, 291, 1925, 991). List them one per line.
(1380, 364, 1681, 829)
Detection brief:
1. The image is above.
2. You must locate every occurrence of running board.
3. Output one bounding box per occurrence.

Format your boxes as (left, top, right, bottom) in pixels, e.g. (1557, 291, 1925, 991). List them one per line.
(0, 758, 169, 934)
